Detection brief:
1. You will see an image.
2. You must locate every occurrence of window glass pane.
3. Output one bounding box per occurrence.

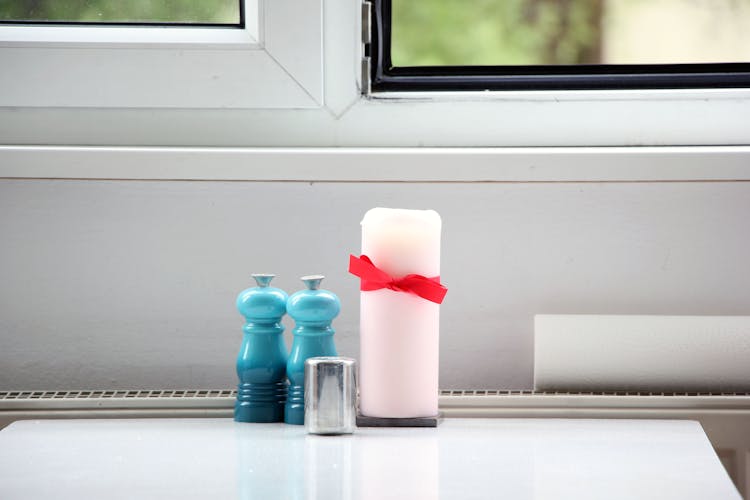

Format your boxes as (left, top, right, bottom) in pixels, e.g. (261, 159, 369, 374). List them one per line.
(391, 0, 750, 66)
(0, 0, 241, 25)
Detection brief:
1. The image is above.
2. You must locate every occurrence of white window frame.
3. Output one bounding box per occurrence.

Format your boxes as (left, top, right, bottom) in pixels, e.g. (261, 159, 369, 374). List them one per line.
(0, 0, 324, 108)
(0, 0, 748, 179)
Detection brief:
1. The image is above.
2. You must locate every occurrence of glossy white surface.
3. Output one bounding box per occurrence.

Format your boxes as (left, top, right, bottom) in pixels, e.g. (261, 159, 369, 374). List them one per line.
(0, 418, 739, 500)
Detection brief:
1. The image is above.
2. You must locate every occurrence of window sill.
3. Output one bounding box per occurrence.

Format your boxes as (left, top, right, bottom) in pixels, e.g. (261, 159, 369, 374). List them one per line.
(0, 145, 748, 182)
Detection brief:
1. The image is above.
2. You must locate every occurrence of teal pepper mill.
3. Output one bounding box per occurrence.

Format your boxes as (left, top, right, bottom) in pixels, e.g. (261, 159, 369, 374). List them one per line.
(284, 275, 340, 425)
(235, 274, 289, 423)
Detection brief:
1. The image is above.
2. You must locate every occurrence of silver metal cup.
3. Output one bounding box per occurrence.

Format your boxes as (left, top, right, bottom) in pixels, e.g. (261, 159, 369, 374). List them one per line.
(304, 357, 357, 435)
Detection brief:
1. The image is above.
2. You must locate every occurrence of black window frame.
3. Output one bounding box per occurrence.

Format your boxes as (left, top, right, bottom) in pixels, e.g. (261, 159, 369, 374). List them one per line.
(369, 0, 750, 92)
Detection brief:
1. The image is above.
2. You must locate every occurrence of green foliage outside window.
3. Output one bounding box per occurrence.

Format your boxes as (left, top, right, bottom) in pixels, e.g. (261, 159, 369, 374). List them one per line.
(392, 0, 603, 66)
(0, 0, 239, 24)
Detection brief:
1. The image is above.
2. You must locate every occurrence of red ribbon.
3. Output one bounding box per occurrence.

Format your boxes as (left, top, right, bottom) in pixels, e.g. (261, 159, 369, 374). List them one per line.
(348, 254, 447, 304)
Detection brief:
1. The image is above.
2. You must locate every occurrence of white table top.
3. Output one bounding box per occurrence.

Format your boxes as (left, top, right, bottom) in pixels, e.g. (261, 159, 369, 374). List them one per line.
(0, 418, 740, 500)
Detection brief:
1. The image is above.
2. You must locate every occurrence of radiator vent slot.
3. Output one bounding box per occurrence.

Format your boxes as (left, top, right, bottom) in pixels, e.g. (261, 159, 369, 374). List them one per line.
(440, 390, 750, 397)
(3, 389, 750, 403)
(0, 390, 236, 400)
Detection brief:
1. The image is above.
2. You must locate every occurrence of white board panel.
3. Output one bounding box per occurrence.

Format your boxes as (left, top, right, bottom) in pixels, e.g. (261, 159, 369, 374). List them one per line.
(535, 315, 750, 392)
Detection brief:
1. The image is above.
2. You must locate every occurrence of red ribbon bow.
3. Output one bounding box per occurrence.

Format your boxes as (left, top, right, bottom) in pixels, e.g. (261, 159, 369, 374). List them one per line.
(348, 254, 447, 304)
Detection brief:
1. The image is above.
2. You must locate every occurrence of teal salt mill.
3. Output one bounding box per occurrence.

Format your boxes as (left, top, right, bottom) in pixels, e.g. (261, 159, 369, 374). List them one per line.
(235, 274, 289, 423)
(285, 275, 340, 425)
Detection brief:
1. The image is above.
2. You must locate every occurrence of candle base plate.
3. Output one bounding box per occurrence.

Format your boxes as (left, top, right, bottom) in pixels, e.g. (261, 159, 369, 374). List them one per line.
(356, 414, 442, 428)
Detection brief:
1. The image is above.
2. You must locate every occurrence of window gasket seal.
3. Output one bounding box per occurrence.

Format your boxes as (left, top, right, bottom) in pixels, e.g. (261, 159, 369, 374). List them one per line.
(370, 0, 750, 92)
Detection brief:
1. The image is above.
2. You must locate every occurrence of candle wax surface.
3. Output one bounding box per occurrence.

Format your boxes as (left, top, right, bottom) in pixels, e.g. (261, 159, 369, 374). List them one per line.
(359, 207, 442, 418)
(361, 208, 441, 278)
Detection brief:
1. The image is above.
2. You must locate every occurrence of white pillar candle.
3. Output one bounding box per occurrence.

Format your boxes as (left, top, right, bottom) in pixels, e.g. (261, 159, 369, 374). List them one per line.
(359, 207, 442, 418)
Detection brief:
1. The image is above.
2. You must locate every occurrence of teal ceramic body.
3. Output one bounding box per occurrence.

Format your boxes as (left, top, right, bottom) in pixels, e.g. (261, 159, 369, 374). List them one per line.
(235, 274, 289, 423)
(285, 276, 340, 425)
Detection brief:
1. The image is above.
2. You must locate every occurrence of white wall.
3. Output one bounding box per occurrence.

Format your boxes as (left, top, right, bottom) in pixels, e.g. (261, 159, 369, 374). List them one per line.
(2, 177, 749, 391)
